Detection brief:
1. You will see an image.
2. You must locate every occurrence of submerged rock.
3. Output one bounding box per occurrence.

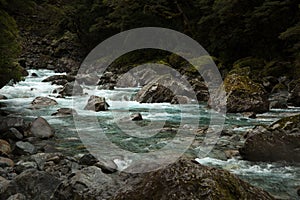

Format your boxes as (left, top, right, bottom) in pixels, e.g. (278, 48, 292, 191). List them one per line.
(31, 96, 58, 108)
(113, 158, 274, 200)
(240, 114, 300, 162)
(29, 117, 55, 139)
(84, 95, 109, 111)
(51, 108, 77, 116)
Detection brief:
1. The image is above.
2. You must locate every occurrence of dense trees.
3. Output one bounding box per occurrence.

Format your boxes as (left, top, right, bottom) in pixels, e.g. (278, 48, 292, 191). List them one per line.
(0, 0, 300, 87)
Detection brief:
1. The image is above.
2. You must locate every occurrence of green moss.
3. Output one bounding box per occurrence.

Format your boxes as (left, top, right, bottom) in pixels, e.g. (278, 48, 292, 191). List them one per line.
(270, 114, 300, 131)
(224, 74, 265, 94)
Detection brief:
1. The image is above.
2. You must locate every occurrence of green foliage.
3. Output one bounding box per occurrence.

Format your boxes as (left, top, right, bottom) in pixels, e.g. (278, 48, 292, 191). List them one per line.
(0, 9, 22, 88)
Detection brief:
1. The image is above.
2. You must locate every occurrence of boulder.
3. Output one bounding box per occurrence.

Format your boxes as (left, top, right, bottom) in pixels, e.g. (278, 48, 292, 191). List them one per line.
(76, 74, 99, 85)
(0, 139, 11, 155)
(51, 108, 77, 116)
(52, 166, 115, 200)
(239, 114, 300, 162)
(31, 97, 58, 108)
(42, 75, 75, 83)
(222, 74, 269, 113)
(0, 169, 61, 200)
(113, 158, 274, 200)
(0, 117, 24, 132)
(287, 80, 300, 106)
(130, 113, 143, 121)
(14, 141, 37, 155)
(30, 117, 55, 139)
(135, 75, 194, 104)
(0, 95, 7, 100)
(98, 71, 116, 90)
(59, 81, 83, 96)
(2, 128, 23, 140)
(84, 96, 109, 111)
(0, 157, 14, 167)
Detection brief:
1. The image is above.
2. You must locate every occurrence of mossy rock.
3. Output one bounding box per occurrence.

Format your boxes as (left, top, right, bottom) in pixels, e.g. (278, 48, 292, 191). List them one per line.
(262, 60, 293, 78)
(224, 74, 265, 94)
(271, 83, 287, 93)
(270, 114, 300, 131)
(233, 57, 265, 70)
(228, 66, 251, 76)
(113, 158, 274, 200)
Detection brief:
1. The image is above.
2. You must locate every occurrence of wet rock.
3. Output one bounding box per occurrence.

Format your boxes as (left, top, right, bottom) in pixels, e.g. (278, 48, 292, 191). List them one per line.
(31, 73, 38, 77)
(7, 193, 26, 200)
(14, 141, 36, 155)
(3, 128, 23, 141)
(217, 74, 269, 113)
(79, 153, 98, 166)
(52, 166, 115, 200)
(42, 75, 75, 83)
(30, 117, 55, 139)
(98, 71, 116, 90)
(224, 150, 240, 159)
(51, 79, 68, 86)
(287, 80, 300, 106)
(113, 158, 274, 200)
(0, 169, 61, 200)
(76, 74, 99, 85)
(0, 95, 7, 100)
(130, 113, 143, 121)
(240, 114, 300, 162)
(0, 139, 11, 155)
(171, 95, 191, 104)
(135, 75, 194, 104)
(0, 157, 14, 167)
(84, 95, 109, 111)
(94, 159, 118, 174)
(59, 81, 83, 96)
(31, 96, 58, 108)
(51, 108, 77, 116)
(30, 153, 63, 171)
(0, 117, 24, 132)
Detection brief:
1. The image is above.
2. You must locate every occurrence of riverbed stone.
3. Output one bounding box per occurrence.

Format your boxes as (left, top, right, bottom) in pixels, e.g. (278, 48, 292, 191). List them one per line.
(0, 95, 7, 100)
(240, 114, 300, 162)
(130, 113, 143, 121)
(0, 117, 25, 132)
(31, 96, 58, 108)
(84, 95, 109, 111)
(0, 157, 14, 167)
(113, 158, 274, 200)
(30, 117, 55, 139)
(3, 128, 23, 140)
(14, 141, 36, 155)
(51, 108, 77, 116)
(7, 193, 27, 200)
(59, 81, 83, 96)
(0, 139, 11, 155)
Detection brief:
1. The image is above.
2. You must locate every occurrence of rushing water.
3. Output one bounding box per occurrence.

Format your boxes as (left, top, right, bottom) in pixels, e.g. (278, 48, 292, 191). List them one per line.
(1, 69, 300, 199)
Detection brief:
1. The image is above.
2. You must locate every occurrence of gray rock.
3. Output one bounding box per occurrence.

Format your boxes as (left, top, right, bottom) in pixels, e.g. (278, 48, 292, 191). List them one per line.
(0, 117, 24, 132)
(59, 81, 83, 96)
(30, 153, 63, 171)
(0, 157, 14, 167)
(0, 169, 61, 200)
(84, 95, 109, 111)
(4, 128, 23, 140)
(42, 75, 75, 83)
(52, 166, 114, 200)
(30, 117, 55, 139)
(31, 97, 58, 108)
(130, 113, 143, 121)
(15, 141, 37, 155)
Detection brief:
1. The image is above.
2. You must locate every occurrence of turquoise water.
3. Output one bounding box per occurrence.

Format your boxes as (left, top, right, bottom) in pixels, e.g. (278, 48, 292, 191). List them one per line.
(1, 69, 300, 199)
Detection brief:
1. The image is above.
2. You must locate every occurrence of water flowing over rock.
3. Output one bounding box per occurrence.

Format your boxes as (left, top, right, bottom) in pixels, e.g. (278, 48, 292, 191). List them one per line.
(84, 95, 109, 111)
(220, 74, 269, 113)
(51, 108, 77, 116)
(112, 158, 274, 200)
(31, 97, 58, 108)
(29, 117, 55, 139)
(240, 114, 300, 162)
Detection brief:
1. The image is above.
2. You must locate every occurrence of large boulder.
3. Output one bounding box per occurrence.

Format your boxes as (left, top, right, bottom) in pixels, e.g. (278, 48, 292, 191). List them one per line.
(135, 75, 193, 104)
(42, 75, 75, 83)
(113, 159, 274, 200)
(84, 96, 109, 111)
(239, 114, 300, 162)
(59, 81, 83, 97)
(29, 117, 55, 139)
(287, 79, 300, 106)
(223, 74, 269, 113)
(31, 96, 58, 108)
(0, 169, 61, 200)
(52, 166, 116, 200)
